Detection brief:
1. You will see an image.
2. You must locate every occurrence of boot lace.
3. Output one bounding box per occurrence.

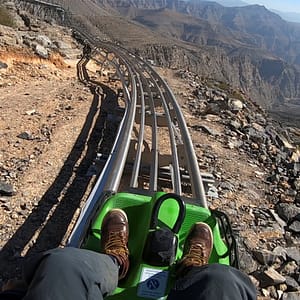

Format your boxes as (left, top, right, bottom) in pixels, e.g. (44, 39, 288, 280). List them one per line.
(182, 242, 206, 266)
(104, 231, 129, 256)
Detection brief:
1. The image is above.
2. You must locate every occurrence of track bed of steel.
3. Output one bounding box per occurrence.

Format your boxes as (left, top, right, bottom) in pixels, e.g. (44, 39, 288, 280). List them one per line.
(68, 28, 213, 246)
(14, 0, 238, 268)
(15, 0, 211, 246)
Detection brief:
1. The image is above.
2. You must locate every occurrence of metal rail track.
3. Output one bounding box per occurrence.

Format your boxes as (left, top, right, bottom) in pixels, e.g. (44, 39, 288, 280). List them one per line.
(97, 42, 208, 204)
(9, 1, 241, 272)
(15, 1, 211, 246)
(68, 31, 211, 246)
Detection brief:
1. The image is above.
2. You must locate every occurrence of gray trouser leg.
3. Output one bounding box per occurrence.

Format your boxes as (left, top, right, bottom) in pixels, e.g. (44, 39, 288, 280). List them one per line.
(22, 247, 118, 300)
(167, 264, 257, 300)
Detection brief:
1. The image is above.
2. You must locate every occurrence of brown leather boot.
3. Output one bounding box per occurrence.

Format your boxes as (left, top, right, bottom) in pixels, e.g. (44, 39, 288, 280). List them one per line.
(101, 208, 130, 280)
(176, 222, 213, 277)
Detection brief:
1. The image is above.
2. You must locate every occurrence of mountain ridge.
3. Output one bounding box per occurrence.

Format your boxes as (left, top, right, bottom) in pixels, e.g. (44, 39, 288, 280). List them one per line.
(111, 1, 300, 66)
(19, 0, 300, 118)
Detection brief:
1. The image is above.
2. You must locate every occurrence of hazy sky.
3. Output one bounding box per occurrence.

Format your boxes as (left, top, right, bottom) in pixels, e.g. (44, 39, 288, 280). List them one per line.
(246, 0, 300, 13)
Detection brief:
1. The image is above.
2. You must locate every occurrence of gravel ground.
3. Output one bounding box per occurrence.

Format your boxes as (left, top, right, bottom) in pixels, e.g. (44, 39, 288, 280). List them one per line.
(0, 27, 97, 281)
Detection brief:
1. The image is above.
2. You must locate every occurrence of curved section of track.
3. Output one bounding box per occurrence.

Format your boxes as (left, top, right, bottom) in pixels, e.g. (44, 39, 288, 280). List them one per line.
(68, 28, 211, 246)
(14, 3, 210, 246)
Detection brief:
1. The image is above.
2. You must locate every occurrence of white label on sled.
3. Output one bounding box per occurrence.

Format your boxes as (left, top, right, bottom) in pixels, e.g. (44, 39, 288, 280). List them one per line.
(137, 268, 169, 299)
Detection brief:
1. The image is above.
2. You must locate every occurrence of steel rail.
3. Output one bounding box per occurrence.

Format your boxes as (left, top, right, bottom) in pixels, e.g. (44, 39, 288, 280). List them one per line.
(130, 74, 145, 188)
(139, 74, 159, 192)
(146, 75, 182, 195)
(69, 29, 139, 193)
(114, 47, 207, 206)
(68, 42, 138, 246)
(108, 45, 183, 194)
(19, 0, 209, 248)
(92, 46, 138, 192)
(68, 55, 134, 247)
(96, 43, 161, 192)
(104, 73, 137, 192)
(148, 66, 207, 207)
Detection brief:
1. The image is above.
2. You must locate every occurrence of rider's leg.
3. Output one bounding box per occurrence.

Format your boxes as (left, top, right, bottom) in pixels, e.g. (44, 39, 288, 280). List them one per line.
(23, 247, 118, 300)
(167, 263, 257, 300)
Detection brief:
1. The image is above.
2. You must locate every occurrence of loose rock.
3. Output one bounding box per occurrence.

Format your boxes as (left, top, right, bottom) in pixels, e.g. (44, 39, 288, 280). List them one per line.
(17, 131, 34, 140)
(0, 181, 15, 196)
(0, 61, 8, 69)
(257, 267, 286, 288)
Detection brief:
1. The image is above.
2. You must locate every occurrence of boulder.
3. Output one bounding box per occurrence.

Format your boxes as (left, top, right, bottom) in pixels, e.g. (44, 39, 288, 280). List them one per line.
(288, 219, 300, 234)
(34, 44, 48, 59)
(253, 249, 278, 265)
(192, 124, 220, 136)
(275, 203, 300, 223)
(228, 98, 244, 112)
(0, 181, 15, 196)
(0, 61, 8, 69)
(280, 261, 298, 276)
(282, 291, 300, 300)
(17, 131, 34, 140)
(239, 247, 259, 274)
(257, 267, 286, 288)
(276, 134, 295, 150)
(53, 40, 71, 50)
(285, 276, 299, 290)
(20, 12, 30, 27)
(286, 247, 300, 264)
(36, 35, 52, 47)
(252, 122, 265, 133)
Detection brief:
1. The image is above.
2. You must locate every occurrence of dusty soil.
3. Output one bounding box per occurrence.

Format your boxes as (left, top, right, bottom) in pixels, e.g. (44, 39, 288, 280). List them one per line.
(0, 39, 100, 280)
(0, 17, 130, 282)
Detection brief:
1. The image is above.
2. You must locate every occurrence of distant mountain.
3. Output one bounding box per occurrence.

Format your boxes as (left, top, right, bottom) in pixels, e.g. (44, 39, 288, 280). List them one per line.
(106, 0, 300, 107)
(212, 0, 300, 23)
(43, 0, 300, 111)
(194, 3, 300, 65)
(207, 0, 248, 7)
(112, 1, 300, 66)
(271, 9, 300, 24)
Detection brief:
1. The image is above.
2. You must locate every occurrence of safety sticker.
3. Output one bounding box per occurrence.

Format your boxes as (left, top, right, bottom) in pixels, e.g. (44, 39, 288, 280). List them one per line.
(137, 268, 169, 299)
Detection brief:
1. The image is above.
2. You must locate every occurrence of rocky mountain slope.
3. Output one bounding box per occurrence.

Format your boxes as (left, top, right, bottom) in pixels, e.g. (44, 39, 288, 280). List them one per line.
(214, 0, 300, 23)
(94, 0, 300, 66)
(37, 0, 300, 124)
